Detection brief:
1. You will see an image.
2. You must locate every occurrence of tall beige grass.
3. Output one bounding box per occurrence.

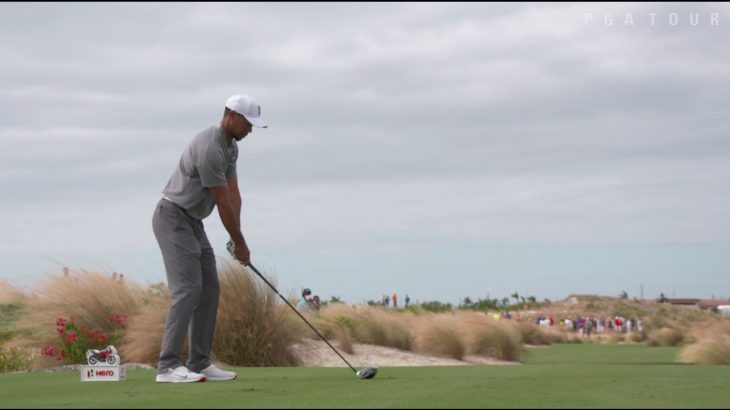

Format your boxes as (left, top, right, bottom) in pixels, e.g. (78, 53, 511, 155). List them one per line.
(314, 303, 359, 354)
(210, 262, 303, 366)
(679, 321, 730, 365)
(117, 288, 169, 365)
(413, 314, 466, 360)
(9, 264, 308, 368)
(21, 270, 144, 332)
(319, 305, 413, 351)
(0, 280, 27, 305)
(601, 333, 624, 344)
(314, 308, 526, 363)
(10, 270, 145, 369)
(627, 330, 648, 343)
(566, 334, 584, 344)
(460, 313, 523, 361)
(351, 307, 413, 351)
(321, 319, 355, 355)
(647, 327, 685, 347)
(123, 262, 305, 367)
(513, 322, 567, 346)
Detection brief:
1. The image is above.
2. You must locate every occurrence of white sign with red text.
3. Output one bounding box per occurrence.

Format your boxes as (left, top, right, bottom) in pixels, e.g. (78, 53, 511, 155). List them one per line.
(80, 365, 126, 382)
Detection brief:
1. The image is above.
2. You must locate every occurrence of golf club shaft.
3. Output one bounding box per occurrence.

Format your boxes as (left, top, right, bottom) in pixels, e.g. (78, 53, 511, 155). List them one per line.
(244, 262, 358, 373)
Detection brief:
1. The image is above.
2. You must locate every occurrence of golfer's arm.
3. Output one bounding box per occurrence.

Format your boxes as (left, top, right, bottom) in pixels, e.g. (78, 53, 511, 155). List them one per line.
(209, 185, 245, 246)
(227, 176, 242, 231)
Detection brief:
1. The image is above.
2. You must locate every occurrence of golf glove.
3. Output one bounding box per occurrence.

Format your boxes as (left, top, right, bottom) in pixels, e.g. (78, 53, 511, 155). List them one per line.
(226, 239, 235, 258)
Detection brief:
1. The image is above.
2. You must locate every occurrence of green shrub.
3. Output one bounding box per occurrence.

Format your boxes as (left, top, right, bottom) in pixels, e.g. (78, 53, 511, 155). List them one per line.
(1, 303, 22, 344)
(418, 301, 453, 313)
(0, 345, 30, 372)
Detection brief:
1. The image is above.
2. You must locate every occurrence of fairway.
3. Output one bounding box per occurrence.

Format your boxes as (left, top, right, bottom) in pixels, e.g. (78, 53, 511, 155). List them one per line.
(1, 344, 729, 408)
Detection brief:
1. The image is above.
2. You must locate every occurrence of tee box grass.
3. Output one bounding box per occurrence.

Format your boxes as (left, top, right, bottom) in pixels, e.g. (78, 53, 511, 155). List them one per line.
(1, 344, 729, 408)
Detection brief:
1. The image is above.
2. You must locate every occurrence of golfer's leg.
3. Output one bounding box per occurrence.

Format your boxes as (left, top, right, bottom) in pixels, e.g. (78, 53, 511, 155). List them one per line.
(153, 201, 203, 373)
(187, 230, 219, 372)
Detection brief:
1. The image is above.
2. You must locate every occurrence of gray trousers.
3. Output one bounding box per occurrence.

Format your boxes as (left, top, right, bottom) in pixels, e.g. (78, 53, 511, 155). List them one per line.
(152, 198, 219, 374)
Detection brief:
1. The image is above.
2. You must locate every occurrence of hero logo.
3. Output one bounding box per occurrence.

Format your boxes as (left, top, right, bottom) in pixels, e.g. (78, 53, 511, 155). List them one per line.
(95, 370, 115, 377)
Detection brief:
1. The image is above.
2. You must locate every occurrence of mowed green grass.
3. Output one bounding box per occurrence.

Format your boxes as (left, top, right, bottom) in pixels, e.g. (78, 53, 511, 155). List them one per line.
(1, 344, 729, 408)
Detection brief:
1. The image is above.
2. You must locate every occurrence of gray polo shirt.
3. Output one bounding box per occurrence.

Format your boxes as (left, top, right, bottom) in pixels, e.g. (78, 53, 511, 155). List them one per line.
(162, 126, 238, 220)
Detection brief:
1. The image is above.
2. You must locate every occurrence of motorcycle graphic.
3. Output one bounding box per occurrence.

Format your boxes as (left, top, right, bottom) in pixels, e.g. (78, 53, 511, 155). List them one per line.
(86, 345, 120, 366)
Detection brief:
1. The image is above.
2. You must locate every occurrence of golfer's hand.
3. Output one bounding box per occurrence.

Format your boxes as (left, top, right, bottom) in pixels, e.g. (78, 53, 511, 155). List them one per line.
(229, 242, 251, 266)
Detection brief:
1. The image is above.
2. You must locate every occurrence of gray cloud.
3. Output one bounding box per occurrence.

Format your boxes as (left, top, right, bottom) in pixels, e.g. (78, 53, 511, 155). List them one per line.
(1, 2, 729, 302)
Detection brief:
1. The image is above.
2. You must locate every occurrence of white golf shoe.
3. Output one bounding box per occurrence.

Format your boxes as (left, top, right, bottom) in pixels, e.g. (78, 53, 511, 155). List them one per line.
(200, 364, 237, 381)
(155, 366, 207, 383)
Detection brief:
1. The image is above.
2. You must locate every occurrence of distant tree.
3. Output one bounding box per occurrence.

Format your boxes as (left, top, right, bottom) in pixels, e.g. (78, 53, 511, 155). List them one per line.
(511, 292, 520, 304)
(527, 296, 537, 304)
(459, 297, 501, 311)
(619, 291, 629, 299)
(473, 298, 501, 311)
(501, 297, 510, 307)
(419, 300, 453, 313)
(330, 296, 343, 304)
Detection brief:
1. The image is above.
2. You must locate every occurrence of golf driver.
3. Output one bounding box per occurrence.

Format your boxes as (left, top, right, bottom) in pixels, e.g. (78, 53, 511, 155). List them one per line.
(227, 241, 378, 380)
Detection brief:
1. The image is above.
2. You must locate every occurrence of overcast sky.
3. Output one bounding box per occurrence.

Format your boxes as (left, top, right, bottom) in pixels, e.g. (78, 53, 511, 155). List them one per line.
(1, 2, 729, 305)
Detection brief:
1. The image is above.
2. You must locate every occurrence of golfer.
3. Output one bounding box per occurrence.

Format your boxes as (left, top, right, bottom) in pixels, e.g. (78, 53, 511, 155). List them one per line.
(152, 94, 267, 383)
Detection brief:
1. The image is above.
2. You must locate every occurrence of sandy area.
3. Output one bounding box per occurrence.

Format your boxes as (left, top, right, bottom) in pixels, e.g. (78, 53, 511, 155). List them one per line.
(291, 339, 519, 367)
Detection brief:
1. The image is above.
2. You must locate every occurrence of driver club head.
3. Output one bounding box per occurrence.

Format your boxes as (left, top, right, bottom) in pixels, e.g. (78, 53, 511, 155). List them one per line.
(356, 366, 378, 379)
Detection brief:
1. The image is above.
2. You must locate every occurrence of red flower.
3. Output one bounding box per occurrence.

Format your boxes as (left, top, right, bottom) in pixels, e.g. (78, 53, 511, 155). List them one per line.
(111, 313, 128, 325)
(41, 345, 57, 357)
(65, 332, 78, 344)
(45, 313, 128, 364)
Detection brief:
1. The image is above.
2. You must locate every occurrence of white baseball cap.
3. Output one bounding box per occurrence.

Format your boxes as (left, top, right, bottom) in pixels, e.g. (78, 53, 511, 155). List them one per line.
(225, 94, 268, 128)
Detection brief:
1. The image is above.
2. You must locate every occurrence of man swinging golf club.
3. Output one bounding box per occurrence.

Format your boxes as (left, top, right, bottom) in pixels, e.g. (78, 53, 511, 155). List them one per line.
(152, 94, 267, 383)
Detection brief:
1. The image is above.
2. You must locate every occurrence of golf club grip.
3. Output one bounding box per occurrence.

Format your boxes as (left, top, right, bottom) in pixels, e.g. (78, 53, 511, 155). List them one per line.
(245, 262, 358, 373)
